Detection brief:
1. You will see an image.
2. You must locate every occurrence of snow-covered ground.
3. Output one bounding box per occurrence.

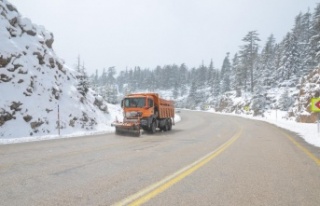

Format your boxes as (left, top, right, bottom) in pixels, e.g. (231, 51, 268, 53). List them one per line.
(0, 103, 181, 144)
(1, 105, 319, 148)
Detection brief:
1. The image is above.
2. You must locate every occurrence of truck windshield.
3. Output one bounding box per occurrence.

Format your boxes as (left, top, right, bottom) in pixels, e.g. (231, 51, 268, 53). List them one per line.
(124, 98, 146, 108)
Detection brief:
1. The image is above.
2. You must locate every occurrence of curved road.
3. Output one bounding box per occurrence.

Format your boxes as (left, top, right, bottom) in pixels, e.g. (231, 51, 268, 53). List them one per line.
(0, 110, 320, 205)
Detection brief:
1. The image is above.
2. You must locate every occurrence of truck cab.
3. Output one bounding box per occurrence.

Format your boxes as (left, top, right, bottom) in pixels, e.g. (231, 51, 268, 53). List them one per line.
(122, 94, 156, 116)
(122, 95, 157, 132)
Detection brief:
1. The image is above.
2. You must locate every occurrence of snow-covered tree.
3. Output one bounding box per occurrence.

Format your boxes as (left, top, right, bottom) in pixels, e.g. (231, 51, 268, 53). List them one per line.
(195, 64, 208, 89)
(308, 4, 320, 69)
(100, 68, 107, 86)
(221, 53, 231, 93)
(239, 31, 260, 93)
(107, 67, 116, 85)
(277, 32, 300, 83)
(257, 34, 277, 88)
(172, 82, 179, 99)
(231, 53, 242, 97)
(76, 56, 89, 98)
(250, 85, 266, 116)
(278, 88, 293, 111)
(187, 81, 198, 108)
(207, 60, 215, 87)
(212, 72, 220, 97)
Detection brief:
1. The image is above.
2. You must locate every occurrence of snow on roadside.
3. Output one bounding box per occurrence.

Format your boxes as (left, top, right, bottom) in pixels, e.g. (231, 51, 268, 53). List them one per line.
(0, 104, 181, 145)
(1, 103, 316, 147)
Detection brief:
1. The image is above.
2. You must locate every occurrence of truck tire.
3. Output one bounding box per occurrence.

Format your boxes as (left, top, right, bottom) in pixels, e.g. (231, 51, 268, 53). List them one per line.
(142, 126, 149, 132)
(168, 119, 172, 131)
(150, 121, 156, 134)
(163, 120, 169, 131)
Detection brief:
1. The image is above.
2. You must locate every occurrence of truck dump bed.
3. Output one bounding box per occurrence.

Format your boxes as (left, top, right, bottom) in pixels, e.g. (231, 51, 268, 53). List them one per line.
(154, 95, 175, 119)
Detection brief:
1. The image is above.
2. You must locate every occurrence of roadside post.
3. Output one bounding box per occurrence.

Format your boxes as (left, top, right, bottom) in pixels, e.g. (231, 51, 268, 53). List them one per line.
(57, 104, 61, 136)
(311, 98, 320, 133)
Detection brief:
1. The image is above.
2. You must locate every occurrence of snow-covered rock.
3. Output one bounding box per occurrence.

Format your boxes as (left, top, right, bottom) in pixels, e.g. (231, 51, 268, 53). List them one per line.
(0, 0, 111, 139)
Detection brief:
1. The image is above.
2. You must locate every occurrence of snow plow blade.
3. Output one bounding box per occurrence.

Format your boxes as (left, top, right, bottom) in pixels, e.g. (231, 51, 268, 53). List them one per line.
(111, 122, 141, 137)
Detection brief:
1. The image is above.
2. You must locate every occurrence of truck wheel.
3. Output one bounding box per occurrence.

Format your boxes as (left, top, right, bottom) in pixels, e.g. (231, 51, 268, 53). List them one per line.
(150, 121, 156, 134)
(142, 126, 149, 132)
(168, 119, 172, 131)
(163, 120, 169, 131)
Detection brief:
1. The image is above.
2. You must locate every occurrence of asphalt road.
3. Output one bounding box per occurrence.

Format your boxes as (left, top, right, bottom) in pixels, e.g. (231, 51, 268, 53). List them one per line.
(1, 110, 320, 206)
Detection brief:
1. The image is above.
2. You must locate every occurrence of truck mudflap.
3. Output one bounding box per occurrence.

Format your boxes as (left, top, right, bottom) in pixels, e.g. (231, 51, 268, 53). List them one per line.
(111, 121, 141, 137)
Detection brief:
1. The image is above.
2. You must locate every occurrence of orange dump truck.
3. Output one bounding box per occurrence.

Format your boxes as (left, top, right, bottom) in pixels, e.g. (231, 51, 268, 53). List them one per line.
(112, 93, 175, 137)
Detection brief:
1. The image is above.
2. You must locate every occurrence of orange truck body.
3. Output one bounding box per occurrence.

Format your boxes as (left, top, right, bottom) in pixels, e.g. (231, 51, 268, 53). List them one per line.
(112, 93, 175, 136)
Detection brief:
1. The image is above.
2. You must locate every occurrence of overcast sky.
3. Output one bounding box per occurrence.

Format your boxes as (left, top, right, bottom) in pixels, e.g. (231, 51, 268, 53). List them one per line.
(9, 0, 319, 75)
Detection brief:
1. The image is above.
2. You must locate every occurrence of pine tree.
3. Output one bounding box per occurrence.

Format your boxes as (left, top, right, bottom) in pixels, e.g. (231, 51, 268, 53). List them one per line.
(100, 68, 107, 86)
(116, 70, 126, 93)
(292, 12, 312, 76)
(172, 82, 179, 99)
(207, 60, 214, 87)
(107, 67, 116, 85)
(221, 53, 231, 93)
(308, 4, 320, 71)
(178, 63, 188, 96)
(88, 69, 99, 93)
(213, 72, 220, 97)
(94, 69, 99, 88)
(231, 53, 241, 96)
(239, 31, 260, 93)
(170, 64, 180, 89)
(188, 81, 197, 99)
(187, 81, 198, 108)
(180, 84, 187, 97)
(149, 71, 157, 91)
(278, 32, 300, 81)
(258, 34, 277, 88)
(154, 66, 162, 90)
(278, 88, 293, 110)
(196, 63, 208, 88)
(300, 11, 313, 74)
(76, 56, 89, 97)
(250, 85, 266, 115)
(220, 53, 231, 80)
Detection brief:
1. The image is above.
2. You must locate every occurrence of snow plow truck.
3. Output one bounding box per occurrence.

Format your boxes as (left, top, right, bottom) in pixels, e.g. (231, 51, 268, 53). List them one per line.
(112, 93, 175, 137)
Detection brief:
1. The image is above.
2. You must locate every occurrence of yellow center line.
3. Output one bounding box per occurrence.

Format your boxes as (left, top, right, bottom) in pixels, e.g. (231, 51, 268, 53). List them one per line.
(281, 131, 320, 166)
(112, 128, 243, 206)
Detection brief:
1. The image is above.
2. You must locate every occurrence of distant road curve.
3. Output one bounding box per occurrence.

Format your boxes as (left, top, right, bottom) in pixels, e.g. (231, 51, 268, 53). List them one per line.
(0, 110, 320, 206)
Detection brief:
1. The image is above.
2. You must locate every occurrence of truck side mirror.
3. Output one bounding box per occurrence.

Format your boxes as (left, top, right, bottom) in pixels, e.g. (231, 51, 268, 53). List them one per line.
(121, 100, 124, 108)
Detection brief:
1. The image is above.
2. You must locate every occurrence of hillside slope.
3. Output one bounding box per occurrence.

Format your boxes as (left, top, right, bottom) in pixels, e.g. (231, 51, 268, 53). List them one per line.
(0, 0, 110, 139)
